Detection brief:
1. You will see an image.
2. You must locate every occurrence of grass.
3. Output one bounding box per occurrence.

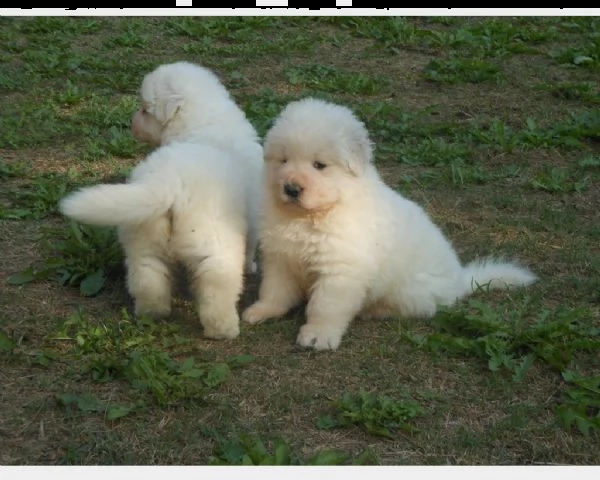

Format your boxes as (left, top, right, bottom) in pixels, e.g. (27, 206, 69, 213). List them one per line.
(8, 221, 125, 296)
(51, 310, 253, 408)
(209, 432, 380, 465)
(1, 15, 599, 465)
(317, 390, 426, 438)
(406, 297, 600, 437)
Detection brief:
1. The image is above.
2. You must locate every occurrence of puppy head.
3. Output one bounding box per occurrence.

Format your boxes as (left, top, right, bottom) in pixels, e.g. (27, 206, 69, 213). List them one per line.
(131, 61, 234, 146)
(131, 101, 173, 146)
(263, 98, 374, 213)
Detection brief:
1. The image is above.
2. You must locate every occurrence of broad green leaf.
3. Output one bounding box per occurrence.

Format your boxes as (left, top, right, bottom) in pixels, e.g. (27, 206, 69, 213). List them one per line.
(575, 415, 592, 437)
(226, 354, 255, 367)
(180, 357, 195, 371)
(242, 435, 269, 464)
(274, 440, 292, 465)
(0, 330, 16, 353)
(107, 404, 135, 420)
(56, 392, 104, 412)
(80, 269, 105, 296)
(512, 354, 535, 382)
(316, 414, 337, 430)
(203, 363, 230, 388)
(181, 368, 205, 379)
(308, 449, 349, 465)
(352, 449, 380, 465)
(7, 268, 38, 285)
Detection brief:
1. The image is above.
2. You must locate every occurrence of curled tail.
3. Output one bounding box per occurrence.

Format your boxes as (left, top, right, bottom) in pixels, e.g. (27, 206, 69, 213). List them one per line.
(462, 258, 537, 296)
(59, 183, 175, 226)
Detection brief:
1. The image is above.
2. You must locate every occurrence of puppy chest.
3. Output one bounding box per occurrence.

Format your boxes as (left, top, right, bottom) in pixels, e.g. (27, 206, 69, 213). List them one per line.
(262, 223, 362, 287)
(263, 223, 329, 261)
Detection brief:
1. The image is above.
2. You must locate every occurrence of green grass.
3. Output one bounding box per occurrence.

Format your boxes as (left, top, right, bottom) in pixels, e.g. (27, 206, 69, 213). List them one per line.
(209, 432, 379, 465)
(8, 221, 124, 296)
(540, 80, 600, 104)
(317, 390, 426, 438)
(51, 310, 254, 409)
(1, 16, 599, 465)
(423, 58, 503, 84)
(286, 64, 388, 94)
(406, 297, 600, 436)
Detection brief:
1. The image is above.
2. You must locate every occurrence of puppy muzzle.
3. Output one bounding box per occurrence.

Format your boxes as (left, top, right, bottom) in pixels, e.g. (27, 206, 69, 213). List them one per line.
(283, 182, 304, 200)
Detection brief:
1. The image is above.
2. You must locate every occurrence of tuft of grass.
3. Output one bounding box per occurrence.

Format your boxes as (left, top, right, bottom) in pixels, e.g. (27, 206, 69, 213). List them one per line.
(406, 298, 600, 436)
(209, 433, 379, 465)
(540, 81, 600, 104)
(0, 158, 29, 179)
(317, 390, 425, 438)
(285, 64, 387, 95)
(0, 329, 17, 354)
(55, 392, 137, 422)
(52, 310, 254, 408)
(529, 154, 599, 194)
(8, 221, 124, 297)
(240, 88, 295, 138)
(557, 370, 600, 437)
(549, 41, 600, 70)
(423, 58, 502, 84)
(408, 298, 599, 374)
(0, 96, 64, 148)
(397, 137, 474, 166)
(14, 16, 103, 35)
(323, 16, 420, 53)
(530, 166, 590, 193)
(1, 173, 77, 220)
(81, 125, 142, 160)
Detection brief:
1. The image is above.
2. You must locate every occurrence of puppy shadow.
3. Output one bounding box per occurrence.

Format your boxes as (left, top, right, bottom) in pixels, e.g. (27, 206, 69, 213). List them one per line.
(118, 263, 306, 346)
(167, 264, 269, 339)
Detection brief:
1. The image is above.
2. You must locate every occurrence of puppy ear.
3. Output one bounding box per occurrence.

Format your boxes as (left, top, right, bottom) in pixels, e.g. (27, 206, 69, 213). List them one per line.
(156, 95, 184, 124)
(343, 134, 373, 176)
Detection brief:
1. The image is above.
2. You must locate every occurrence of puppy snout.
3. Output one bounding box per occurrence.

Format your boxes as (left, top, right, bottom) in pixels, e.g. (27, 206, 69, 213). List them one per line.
(284, 182, 304, 199)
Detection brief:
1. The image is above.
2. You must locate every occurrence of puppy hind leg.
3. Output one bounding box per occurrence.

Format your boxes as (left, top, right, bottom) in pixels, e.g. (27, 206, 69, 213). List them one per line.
(126, 254, 172, 318)
(389, 275, 450, 320)
(297, 276, 367, 351)
(187, 254, 244, 340)
(242, 257, 302, 324)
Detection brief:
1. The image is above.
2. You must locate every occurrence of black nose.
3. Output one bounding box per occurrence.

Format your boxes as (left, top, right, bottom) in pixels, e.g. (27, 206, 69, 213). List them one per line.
(284, 183, 303, 199)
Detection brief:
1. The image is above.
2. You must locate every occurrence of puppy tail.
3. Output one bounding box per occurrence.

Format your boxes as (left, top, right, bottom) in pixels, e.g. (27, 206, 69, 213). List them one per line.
(60, 183, 174, 226)
(461, 258, 537, 296)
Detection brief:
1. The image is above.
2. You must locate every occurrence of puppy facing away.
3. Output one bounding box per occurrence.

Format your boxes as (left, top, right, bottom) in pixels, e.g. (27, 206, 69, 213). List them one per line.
(60, 61, 263, 340)
(242, 98, 537, 351)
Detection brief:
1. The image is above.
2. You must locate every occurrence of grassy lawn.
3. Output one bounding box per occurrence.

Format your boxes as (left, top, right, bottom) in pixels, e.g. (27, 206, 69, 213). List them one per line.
(0, 15, 599, 465)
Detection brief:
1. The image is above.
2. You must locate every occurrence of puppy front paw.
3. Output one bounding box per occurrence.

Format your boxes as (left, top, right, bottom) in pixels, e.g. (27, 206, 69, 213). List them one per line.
(134, 301, 171, 319)
(203, 319, 240, 340)
(296, 324, 343, 351)
(199, 305, 240, 340)
(242, 302, 276, 324)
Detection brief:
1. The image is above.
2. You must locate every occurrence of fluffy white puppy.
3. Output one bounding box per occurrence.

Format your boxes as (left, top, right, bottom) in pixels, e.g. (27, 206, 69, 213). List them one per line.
(243, 98, 537, 350)
(60, 61, 263, 340)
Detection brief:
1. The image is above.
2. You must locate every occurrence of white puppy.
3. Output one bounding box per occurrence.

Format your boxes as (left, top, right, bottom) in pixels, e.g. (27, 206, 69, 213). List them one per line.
(60, 61, 263, 339)
(243, 98, 537, 350)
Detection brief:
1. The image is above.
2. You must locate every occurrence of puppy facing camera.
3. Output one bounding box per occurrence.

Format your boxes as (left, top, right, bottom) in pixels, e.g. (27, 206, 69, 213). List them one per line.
(243, 98, 537, 351)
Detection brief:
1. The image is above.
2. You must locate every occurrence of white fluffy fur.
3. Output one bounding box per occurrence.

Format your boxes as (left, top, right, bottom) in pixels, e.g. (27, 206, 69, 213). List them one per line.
(242, 98, 537, 351)
(60, 61, 263, 339)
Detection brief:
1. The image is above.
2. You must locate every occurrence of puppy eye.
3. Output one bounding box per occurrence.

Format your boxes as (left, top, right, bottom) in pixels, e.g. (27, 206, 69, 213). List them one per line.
(313, 160, 327, 170)
(280, 158, 288, 164)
